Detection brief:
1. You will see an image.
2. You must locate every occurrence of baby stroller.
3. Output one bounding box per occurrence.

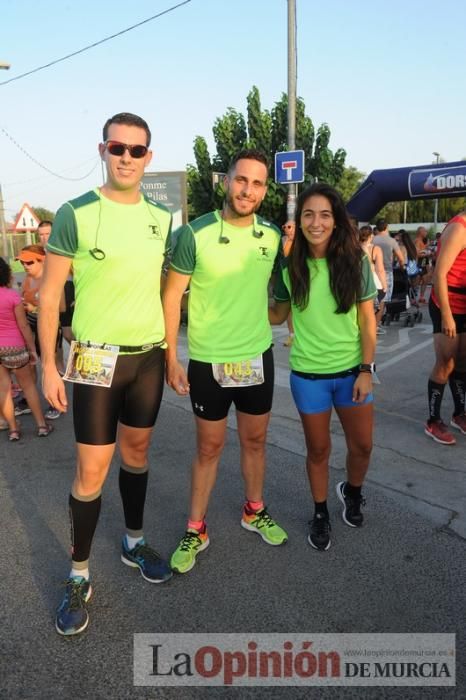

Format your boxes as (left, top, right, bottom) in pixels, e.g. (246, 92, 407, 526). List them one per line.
(382, 267, 423, 327)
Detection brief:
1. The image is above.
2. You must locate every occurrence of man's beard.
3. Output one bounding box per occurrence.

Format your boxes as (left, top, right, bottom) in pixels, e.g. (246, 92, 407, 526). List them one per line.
(225, 191, 260, 218)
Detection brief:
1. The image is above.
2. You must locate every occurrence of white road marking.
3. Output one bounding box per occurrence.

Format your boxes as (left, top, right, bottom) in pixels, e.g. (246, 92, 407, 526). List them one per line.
(376, 325, 430, 353)
(377, 338, 433, 371)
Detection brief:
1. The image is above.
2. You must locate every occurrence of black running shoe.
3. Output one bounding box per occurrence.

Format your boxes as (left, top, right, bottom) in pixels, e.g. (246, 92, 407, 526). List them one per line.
(121, 538, 172, 583)
(307, 513, 331, 550)
(14, 398, 31, 416)
(336, 481, 365, 527)
(55, 577, 92, 636)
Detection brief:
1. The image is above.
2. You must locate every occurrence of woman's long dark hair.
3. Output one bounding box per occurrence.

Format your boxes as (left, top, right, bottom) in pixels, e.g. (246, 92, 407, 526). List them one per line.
(399, 230, 417, 261)
(0, 257, 11, 287)
(288, 183, 363, 313)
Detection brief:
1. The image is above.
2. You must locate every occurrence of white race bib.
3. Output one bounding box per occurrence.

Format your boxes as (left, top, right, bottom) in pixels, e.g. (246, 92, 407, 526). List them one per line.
(212, 355, 264, 388)
(63, 341, 119, 388)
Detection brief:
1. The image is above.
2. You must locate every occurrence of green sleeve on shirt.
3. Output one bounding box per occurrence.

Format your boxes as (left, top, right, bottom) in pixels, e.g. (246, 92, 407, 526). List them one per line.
(46, 203, 78, 258)
(359, 254, 377, 301)
(271, 236, 286, 275)
(170, 224, 196, 275)
(273, 262, 291, 302)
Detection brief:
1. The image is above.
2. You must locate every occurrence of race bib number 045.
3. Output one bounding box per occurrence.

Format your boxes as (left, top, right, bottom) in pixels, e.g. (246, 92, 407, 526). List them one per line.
(212, 355, 264, 388)
(63, 341, 119, 387)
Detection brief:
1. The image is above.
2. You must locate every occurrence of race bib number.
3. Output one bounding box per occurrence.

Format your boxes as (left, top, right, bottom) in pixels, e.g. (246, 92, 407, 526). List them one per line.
(63, 341, 119, 387)
(212, 355, 264, 388)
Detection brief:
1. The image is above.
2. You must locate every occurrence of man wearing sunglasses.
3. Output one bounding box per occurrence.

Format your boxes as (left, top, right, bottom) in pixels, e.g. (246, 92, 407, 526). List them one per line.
(39, 112, 173, 636)
(163, 149, 288, 575)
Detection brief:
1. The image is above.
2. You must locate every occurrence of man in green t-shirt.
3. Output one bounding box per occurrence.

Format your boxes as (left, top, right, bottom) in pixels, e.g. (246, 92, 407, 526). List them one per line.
(39, 112, 173, 637)
(163, 149, 288, 575)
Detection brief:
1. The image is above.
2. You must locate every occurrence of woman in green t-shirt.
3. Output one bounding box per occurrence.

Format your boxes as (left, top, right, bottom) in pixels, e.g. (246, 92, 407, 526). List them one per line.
(270, 183, 377, 552)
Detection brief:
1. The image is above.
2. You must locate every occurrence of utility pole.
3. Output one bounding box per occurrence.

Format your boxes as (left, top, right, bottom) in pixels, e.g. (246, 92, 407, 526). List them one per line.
(287, 0, 297, 222)
(0, 185, 8, 259)
(0, 62, 10, 258)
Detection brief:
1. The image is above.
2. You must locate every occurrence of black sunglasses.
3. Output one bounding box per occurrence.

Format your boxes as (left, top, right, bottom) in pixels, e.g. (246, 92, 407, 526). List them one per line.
(105, 140, 148, 159)
(21, 260, 36, 267)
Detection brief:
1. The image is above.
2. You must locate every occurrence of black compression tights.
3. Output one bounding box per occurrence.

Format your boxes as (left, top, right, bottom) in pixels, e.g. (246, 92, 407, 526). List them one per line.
(73, 347, 165, 445)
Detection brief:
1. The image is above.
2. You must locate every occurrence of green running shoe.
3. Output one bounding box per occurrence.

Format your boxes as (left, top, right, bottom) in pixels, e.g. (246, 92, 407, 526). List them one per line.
(170, 528, 210, 574)
(241, 506, 288, 545)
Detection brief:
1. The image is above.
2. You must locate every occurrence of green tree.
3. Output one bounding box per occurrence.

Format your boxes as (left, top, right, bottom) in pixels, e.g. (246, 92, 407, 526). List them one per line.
(439, 196, 466, 222)
(374, 201, 405, 225)
(186, 86, 346, 224)
(186, 137, 216, 220)
(32, 206, 55, 222)
(335, 166, 365, 203)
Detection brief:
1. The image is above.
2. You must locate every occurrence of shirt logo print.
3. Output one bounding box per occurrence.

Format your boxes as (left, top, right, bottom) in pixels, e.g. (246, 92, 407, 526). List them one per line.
(148, 224, 163, 240)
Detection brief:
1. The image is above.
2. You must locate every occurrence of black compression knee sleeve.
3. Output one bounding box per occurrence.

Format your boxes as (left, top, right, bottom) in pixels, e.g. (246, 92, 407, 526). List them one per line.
(119, 463, 149, 536)
(449, 371, 466, 416)
(69, 490, 102, 563)
(428, 380, 446, 422)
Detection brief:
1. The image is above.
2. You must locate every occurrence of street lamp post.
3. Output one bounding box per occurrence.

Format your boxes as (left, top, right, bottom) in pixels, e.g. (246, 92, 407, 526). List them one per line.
(433, 151, 440, 234)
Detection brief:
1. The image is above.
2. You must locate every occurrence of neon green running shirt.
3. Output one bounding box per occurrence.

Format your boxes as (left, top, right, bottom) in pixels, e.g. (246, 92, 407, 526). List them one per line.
(274, 255, 376, 373)
(47, 189, 172, 347)
(171, 211, 281, 362)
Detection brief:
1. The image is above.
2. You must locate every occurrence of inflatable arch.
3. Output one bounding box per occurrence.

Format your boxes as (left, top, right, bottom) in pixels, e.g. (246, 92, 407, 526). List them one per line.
(347, 160, 466, 222)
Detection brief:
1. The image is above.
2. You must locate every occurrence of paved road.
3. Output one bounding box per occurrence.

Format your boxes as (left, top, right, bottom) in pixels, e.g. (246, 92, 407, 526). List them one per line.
(1, 320, 464, 699)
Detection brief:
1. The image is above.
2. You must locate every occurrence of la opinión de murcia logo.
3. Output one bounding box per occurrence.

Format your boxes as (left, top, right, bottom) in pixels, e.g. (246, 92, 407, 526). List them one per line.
(133, 634, 455, 687)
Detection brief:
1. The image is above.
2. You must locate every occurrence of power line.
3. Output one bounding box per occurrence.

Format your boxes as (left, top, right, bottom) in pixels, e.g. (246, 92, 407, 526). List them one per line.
(3, 156, 99, 188)
(0, 125, 99, 181)
(0, 1, 192, 87)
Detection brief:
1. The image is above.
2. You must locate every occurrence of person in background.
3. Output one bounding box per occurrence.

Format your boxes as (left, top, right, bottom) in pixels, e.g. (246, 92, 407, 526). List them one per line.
(37, 220, 53, 247)
(373, 219, 405, 332)
(16, 245, 62, 420)
(414, 226, 434, 303)
(424, 213, 466, 445)
(0, 257, 52, 440)
(359, 225, 387, 335)
(18, 244, 47, 363)
(269, 183, 377, 552)
(281, 221, 296, 346)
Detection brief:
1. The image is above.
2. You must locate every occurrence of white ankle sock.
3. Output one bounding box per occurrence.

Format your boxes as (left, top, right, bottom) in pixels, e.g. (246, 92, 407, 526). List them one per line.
(125, 534, 144, 550)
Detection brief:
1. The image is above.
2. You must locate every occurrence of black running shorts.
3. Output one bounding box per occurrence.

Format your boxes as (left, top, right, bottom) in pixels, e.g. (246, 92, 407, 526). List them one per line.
(187, 346, 274, 421)
(429, 297, 466, 335)
(73, 347, 165, 445)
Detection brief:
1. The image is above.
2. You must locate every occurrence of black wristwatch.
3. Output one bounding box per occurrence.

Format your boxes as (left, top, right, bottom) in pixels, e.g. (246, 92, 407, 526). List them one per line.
(359, 363, 376, 374)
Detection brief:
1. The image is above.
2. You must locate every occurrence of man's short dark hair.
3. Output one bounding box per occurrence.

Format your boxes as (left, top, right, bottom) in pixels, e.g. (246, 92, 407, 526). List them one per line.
(375, 218, 387, 232)
(102, 112, 151, 147)
(38, 220, 53, 229)
(227, 149, 269, 175)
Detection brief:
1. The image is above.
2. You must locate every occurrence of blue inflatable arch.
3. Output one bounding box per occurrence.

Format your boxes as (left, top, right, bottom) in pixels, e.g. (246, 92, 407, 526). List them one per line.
(346, 160, 466, 222)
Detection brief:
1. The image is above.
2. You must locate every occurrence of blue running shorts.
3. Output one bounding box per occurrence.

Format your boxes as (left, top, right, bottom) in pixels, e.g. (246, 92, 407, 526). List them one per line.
(290, 369, 373, 415)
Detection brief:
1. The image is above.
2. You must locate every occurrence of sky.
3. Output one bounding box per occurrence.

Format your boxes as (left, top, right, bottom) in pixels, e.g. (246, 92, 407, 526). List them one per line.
(1, 0, 464, 221)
